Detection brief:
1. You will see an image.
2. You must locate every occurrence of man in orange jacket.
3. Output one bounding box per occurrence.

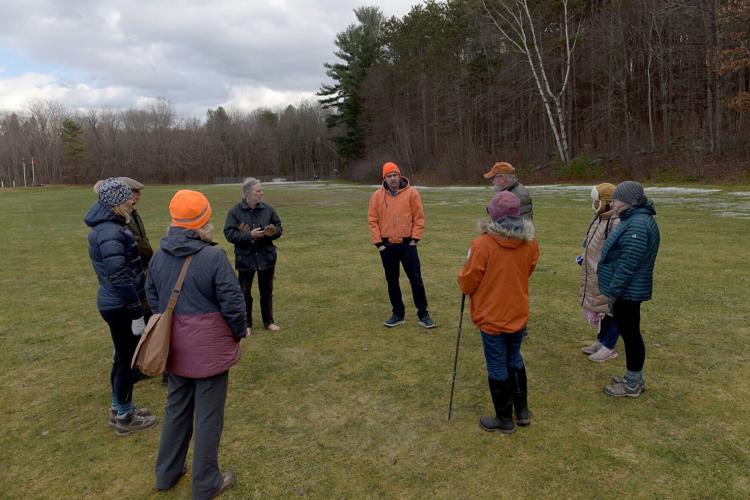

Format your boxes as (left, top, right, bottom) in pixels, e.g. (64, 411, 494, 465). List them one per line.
(458, 191, 540, 434)
(368, 162, 435, 329)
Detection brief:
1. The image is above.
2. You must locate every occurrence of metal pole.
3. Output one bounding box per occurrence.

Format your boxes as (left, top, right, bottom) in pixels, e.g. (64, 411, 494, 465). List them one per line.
(22, 158, 27, 187)
(448, 294, 467, 421)
(31, 156, 36, 185)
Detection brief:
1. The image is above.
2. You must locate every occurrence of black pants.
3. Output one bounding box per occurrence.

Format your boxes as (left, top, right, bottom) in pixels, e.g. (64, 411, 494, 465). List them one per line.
(100, 308, 139, 411)
(239, 267, 275, 328)
(379, 243, 429, 319)
(156, 371, 229, 499)
(613, 299, 645, 372)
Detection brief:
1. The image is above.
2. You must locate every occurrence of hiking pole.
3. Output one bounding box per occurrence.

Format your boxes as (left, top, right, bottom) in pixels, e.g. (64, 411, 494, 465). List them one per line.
(448, 294, 466, 421)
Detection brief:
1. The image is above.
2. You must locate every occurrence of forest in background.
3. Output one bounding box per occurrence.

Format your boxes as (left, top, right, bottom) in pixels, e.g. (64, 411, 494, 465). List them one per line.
(1, 0, 748, 186)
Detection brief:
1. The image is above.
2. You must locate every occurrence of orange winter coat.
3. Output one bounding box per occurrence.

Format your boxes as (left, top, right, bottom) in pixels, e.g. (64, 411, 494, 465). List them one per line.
(458, 218, 540, 334)
(368, 177, 425, 245)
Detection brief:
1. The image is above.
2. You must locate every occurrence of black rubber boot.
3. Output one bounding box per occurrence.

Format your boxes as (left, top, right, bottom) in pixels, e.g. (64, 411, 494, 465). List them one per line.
(479, 377, 515, 434)
(510, 367, 530, 426)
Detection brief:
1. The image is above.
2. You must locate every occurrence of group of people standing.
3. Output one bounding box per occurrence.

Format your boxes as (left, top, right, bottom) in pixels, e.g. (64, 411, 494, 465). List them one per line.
(470, 171, 659, 434)
(85, 177, 282, 498)
(364, 160, 659, 435)
(83, 163, 660, 496)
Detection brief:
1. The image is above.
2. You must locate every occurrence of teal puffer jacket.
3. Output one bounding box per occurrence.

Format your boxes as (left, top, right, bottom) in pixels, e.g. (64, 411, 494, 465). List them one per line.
(597, 201, 660, 302)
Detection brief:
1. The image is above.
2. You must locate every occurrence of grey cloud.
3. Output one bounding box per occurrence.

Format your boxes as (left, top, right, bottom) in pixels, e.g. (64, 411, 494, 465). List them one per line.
(0, 0, 414, 115)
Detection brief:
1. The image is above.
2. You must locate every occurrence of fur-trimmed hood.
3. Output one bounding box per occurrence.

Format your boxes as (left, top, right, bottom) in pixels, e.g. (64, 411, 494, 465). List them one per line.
(478, 215, 535, 243)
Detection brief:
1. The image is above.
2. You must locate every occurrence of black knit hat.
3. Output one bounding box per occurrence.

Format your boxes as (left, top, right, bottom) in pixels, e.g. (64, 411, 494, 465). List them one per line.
(613, 181, 647, 206)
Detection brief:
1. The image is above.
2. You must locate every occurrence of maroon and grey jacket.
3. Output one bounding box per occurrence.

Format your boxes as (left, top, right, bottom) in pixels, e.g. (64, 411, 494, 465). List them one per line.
(146, 227, 247, 378)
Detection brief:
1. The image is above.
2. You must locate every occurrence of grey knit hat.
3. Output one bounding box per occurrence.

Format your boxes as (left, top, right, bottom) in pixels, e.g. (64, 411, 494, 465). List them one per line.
(613, 181, 647, 206)
(98, 177, 133, 208)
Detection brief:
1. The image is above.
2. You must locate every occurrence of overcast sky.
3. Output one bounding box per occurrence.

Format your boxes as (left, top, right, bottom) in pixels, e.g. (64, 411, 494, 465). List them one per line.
(0, 0, 415, 118)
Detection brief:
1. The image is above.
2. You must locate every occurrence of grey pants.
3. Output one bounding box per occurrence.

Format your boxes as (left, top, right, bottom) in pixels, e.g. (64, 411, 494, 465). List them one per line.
(155, 371, 229, 500)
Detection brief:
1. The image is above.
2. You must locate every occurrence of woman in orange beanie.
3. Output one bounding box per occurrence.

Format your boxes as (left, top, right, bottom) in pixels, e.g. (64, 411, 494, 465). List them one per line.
(148, 189, 248, 498)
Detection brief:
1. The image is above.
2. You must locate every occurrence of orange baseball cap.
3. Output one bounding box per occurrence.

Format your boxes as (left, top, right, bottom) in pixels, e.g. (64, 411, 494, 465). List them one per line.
(482, 161, 515, 179)
(382, 161, 401, 178)
(169, 190, 212, 230)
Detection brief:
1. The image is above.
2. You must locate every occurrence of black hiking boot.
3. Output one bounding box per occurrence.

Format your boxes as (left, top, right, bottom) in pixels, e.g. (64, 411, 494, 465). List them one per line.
(509, 367, 531, 426)
(479, 377, 515, 434)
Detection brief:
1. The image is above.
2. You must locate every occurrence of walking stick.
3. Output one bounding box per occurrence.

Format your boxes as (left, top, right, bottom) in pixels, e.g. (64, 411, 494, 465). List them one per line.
(447, 294, 466, 421)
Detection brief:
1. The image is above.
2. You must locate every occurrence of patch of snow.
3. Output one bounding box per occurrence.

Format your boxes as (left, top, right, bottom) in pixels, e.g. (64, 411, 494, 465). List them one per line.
(716, 211, 750, 219)
(414, 185, 489, 191)
(645, 187, 721, 195)
(529, 185, 592, 191)
(727, 191, 750, 197)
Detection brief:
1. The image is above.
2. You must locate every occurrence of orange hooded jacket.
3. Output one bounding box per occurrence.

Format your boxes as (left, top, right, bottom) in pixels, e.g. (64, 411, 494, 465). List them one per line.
(368, 177, 425, 245)
(458, 218, 540, 334)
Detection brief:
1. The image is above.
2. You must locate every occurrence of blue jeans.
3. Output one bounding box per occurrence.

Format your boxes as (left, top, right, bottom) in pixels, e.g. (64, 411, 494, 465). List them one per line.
(481, 328, 525, 381)
(597, 314, 620, 350)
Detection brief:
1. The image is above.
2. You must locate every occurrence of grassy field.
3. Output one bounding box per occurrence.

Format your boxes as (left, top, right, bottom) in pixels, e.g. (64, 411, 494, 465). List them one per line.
(1, 181, 749, 499)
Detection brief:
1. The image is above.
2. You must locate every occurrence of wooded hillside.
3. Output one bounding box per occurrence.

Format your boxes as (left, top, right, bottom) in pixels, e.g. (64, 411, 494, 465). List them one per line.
(1, 0, 747, 186)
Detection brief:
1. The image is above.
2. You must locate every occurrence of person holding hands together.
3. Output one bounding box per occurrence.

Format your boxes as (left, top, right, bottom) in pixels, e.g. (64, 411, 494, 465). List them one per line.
(224, 177, 283, 333)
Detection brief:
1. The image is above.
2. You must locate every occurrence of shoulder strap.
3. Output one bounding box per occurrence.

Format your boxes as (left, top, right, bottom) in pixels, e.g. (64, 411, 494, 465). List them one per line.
(582, 216, 597, 247)
(164, 255, 194, 313)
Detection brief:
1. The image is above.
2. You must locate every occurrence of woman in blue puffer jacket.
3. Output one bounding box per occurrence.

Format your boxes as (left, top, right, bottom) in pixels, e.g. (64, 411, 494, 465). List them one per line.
(598, 181, 660, 398)
(84, 177, 158, 436)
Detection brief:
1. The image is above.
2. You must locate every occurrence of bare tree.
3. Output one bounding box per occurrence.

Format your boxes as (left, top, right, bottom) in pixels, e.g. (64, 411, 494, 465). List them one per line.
(481, 0, 582, 163)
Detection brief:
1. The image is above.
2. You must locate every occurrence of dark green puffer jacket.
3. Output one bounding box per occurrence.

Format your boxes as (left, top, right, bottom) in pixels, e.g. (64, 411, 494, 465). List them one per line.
(597, 201, 660, 302)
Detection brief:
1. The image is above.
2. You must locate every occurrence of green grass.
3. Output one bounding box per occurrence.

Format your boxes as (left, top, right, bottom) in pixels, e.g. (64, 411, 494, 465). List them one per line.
(1, 182, 749, 498)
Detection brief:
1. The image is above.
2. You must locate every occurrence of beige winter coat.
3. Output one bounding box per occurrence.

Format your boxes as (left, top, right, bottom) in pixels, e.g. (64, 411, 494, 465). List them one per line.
(579, 209, 619, 314)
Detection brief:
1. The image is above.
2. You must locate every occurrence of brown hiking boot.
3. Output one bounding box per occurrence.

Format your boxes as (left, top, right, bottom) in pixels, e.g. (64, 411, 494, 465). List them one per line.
(211, 471, 236, 498)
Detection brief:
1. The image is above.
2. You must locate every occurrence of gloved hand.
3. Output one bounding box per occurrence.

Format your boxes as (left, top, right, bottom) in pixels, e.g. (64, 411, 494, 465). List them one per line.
(409, 240, 418, 246)
(263, 225, 277, 237)
(575, 255, 583, 266)
(131, 317, 146, 336)
(378, 245, 386, 252)
(238, 222, 252, 235)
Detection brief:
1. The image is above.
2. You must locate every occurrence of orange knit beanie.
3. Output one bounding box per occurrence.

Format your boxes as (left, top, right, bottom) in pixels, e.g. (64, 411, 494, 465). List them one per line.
(382, 162, 401, 178)
(169, 190, 212, 230)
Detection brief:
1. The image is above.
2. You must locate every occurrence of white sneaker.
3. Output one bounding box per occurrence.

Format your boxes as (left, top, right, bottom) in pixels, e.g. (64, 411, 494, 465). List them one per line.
(589, 346, 618, 362)
(581, 341, 602, 355)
